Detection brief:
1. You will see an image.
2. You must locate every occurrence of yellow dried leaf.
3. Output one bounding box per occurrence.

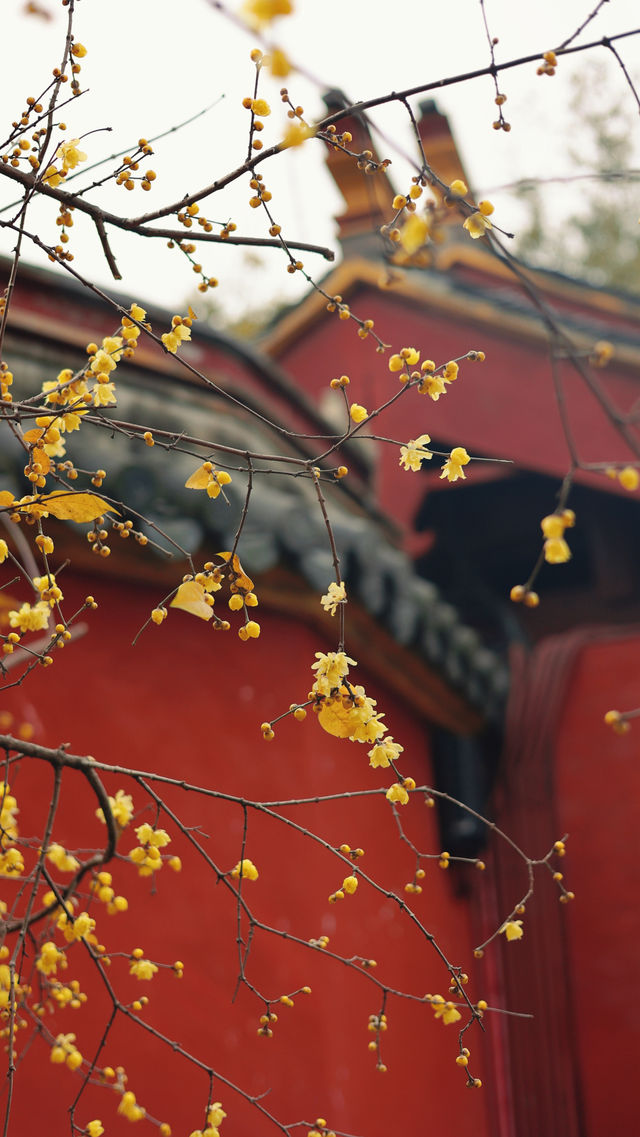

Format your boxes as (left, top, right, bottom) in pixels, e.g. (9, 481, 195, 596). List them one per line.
(217, 551, 254, 592)
(32, 451, 51, 476)
(22, 429, 46, 444)
(185, 464, 211, 490)
(40, 492, 119, 521)
(317, 701, 360, 739)
(170, 580, 213, 621)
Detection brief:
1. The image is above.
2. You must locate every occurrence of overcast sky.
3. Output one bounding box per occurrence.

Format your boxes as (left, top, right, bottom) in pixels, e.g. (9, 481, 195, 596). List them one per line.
(1, 0, 639, 317)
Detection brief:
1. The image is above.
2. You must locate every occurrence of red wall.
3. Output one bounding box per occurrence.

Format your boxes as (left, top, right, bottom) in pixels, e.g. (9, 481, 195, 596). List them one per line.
(554, 632, 640, 1135)
(489, 629, 640, 1137)
(1, 571, 492, 1137)
(274, 285, 640, 535)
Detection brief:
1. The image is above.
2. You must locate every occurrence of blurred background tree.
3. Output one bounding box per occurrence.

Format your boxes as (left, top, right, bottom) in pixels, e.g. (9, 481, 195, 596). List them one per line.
(515, 62, 640, 291)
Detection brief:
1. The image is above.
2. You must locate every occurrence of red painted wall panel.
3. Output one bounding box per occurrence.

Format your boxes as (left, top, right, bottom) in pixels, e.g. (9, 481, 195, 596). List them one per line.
(1, 571, 491, 1137)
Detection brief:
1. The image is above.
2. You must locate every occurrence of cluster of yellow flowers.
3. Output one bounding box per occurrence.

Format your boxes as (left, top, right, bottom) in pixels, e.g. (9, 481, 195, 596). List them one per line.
(310, 652, 385, 742)
(189, 1101, 227, 1137)
(57, 910, 96, 944)
(155, 551, 260, 640)
(308, 1119, 336, 1137)
(0, 783, 23, 876)
(161, 314, 192, 354)
(118, 1090, 146, 1122)
(0, 951, 26, 1017)
(90, 870, 128, 915)
(12, 572, 62, 625)
(46, 843, 80, 874)
(50, 1031, 83, 1071)
(42, 137, 87, 189)
(230, 858, 259, 881)
(129, 822, 171, 877)
(540, 509, 575, 564)
(390, 345, 484, 411)
(96, 788, 135, 829)
(185, 462, 232, 500)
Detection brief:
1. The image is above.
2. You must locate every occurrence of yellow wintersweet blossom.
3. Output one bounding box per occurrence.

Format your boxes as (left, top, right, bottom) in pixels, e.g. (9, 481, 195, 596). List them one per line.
(42, 165, 64, 188)
(281, 121, 315, 149)
(541, 510, 574, 563)
(399, 434, 432, 472)
(544, 537, 571, 564)
(619, 466, 639, 491)
(243, 0, 292, 26)
(46, 844, 80, 873)
(58, 911, 95, 943)
(0, 846, 24, 876)
(36, 941, 67, 976)
(86, 1123, 104, 1137)
(590, 339, 614, 367)
(57, 139, 87, 173)
(118, 1092, 145, 1122)
(463, 211, 492, 239)
(346, 689, 386, 743)
(317, 686, 385, 743)
(0, 785, 18, 838)
(101, 335, 124, 361)
(349, 404, 368, 424)
(389, 347, 420, 372)
(368, 737, 403, 769)
(449, 179, 468, 197)
(33, 573, 63, 605)
(430, 994, 462, 1025)
(50, 1032, 83, 1070)
(540, 514, 565, 539)
(129, 958, 158, 981)
(440, 447, 470, 482)
(604, 709, 630, 735)
(386, 783, 409, 805)
(269, 47, 291, 77)
(161, 322, 191, 354)
(398, 213, 429, 254)
(418, 373, 447, 401)
(0, 540, 8, 563)
(129, 823, 171, 877)
(207, 1103, 227, 1129)
(321, 581, 346, 615)
(93, 382, 116, 407)
(310, 651, 356, 696)
(231, 859, 259, 881)
(96, 788, 134, 829)
(500, 919, 524, 941)
(251, 98, 271, 116)
(9, 600, 50, 633)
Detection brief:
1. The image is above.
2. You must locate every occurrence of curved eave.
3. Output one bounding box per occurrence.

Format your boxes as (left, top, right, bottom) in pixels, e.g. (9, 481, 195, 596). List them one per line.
(261, 251, 640, 368)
